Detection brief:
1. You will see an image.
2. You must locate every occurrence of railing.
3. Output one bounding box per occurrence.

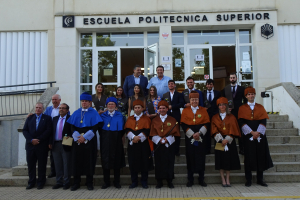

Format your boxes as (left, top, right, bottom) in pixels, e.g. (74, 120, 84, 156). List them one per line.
(0, 82, 56, 117)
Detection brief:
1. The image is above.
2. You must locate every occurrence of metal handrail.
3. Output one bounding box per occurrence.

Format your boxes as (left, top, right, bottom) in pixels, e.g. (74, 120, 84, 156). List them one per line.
(0, 81, 56, 88)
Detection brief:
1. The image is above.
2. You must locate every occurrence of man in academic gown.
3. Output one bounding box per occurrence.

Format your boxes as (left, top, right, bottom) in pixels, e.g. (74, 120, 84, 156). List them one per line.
(221, 73, 247, 154)
(67, 92, 103, 191)
(100, 97, 126, 189)
(203, 79, 221, 154)
(162, 80, 184, 156)
(238, 86, 273, 187)
(150, 100, 181, 189)
(124, 99, 154, 189)
(180, 91, 210, 187)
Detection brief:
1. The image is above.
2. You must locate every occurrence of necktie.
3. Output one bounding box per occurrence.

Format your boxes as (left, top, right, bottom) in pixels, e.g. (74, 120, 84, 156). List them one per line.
(232, 86, 236, 98)
(208, 91, 212, 102)
(58, 118, 64, 140)
(36, 116, 39, 129)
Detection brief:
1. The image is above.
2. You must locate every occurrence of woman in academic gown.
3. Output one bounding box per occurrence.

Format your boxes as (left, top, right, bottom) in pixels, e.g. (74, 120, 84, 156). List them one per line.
(181, 91, 210, 188)
(211, 97, 241, 187)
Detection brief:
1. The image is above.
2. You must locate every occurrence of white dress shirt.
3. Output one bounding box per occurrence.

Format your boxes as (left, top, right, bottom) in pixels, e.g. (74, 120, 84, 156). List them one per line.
(108, 110, 115, 117)
(134, 113, 143, 121)
(51, 105, 60, 118)
(248, 101, 256, 110)
(160, 114, 168, 122)
(220, 112, 226, 120)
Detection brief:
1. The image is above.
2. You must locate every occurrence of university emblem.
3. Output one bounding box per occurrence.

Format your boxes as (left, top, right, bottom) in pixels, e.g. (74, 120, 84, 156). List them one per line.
(261, 23, 274, 39)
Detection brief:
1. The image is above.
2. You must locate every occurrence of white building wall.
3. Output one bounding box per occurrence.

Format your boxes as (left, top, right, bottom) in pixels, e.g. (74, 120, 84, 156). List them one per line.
(278, 25, 300, 86)
(0, 32, 48, 90)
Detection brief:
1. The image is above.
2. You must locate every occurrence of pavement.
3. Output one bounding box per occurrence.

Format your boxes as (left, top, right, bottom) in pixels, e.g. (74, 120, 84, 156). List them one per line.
(0, 167, 300, 200)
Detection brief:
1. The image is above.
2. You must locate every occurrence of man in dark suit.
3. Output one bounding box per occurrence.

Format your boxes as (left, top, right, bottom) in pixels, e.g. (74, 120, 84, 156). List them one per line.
(123, 65, 148, 97)
(162, 80, 184, 156)
(203, 79, 221, 154)
(49, 103, 72, 190)
(23, 102, 52, 190)
(182, 77, 204, 107)
(221, 73, 247, 154)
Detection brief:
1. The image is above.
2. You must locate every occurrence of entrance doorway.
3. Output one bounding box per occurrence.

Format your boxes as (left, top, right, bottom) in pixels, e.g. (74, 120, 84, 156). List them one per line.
(120, 48, 144, 86)
(212, 46, 236, 91)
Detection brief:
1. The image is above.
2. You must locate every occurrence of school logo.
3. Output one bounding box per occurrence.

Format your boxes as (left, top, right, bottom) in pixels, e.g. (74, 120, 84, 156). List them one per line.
(261, 23, 273, 39)
(63, 16, 75, 28)
(162, 33, 169, 39)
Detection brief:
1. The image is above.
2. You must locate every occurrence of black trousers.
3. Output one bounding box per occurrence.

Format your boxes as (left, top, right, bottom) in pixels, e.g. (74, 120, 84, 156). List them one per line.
(187, 170, 205, 183)
(103, 168, 120, 185)
(245, 170, 263, 182)
(73, 175, 93, 186)
(26, 147, 48, 186)
(130, 170, 148, 185)
(49, 149, 56, 174)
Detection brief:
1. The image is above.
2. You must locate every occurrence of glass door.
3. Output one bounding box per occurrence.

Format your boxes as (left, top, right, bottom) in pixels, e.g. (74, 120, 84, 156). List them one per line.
(144, 43, 158, 79)
(93, 48, 120, 96)
(187, 46, 212, 91)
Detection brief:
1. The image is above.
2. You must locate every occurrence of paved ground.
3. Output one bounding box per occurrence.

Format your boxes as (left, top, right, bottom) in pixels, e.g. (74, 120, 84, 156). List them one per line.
(0, 182, 300, 200)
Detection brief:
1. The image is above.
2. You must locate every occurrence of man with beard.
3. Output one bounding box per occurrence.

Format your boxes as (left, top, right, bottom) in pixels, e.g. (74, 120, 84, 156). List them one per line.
(181, 91, 210, 187)
(150, 100, 181, 189)
(67, 92, 103, 191)
(221, 73, 247, 154)
(238, 86, 273, 187)
(182, 76, 204, 107)
(100, 97, 126, 189)
(124, 99, 153, 189)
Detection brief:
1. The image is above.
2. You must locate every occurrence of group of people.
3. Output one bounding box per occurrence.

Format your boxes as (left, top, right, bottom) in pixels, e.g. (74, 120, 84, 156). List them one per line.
(22, 65, 273, 191)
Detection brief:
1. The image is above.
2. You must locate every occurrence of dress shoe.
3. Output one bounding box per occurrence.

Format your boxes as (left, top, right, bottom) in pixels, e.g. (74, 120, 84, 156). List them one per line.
(199, 181, 207, 187)
(129, 183, 138, 189)
(71, 184, 80, 191)
(26, 184, 35, 190)
(52, 184, 63, 189)
(101, 183, 110, 189)
(257, 181, 268, 187)
(226, 184, 231, 187)
(142, 183, 148, 189)
(114, 183, 121, 189)
(167, 182, 174, 189)
(37, 185, 44, 190)
(245, 181, 252, 187)
(87, 185, 94, 190)
(47, 173, 56, 178)
(63, 184, 70, 190)
(222, 184, 227, 187)
(186, 181, 194, 187)
(155, 182, 163, 189)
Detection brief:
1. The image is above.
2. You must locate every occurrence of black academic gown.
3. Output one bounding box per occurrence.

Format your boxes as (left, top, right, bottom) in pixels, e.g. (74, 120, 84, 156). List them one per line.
(239, 118, 273, 172)
(71, 125, 98, 176)
(181, 123, 209, 173)
(126, 128, 154, 172)
(99, 129, 126, 170)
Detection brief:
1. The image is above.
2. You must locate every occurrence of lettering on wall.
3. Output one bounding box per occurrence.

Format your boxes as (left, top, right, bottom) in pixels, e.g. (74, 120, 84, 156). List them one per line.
(80, 13, 270, 26)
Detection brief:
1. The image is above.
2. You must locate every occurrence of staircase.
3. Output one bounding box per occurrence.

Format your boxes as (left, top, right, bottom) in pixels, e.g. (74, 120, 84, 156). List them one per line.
(1, 114, 300, 186)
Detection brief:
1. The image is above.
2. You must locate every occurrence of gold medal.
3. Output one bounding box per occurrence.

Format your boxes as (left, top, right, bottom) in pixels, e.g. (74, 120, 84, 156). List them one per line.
(251, 116, 253, 119)
(107, 123, 110, 127)
(135, 126, 138, 130)
(80, 120, 83, 123)
(223, 127, 226, 130)
(193, 118, 195, 122)
(167, 122, 171, 126)
(198, 114, 201, 118)
(161, 129, 163, 132)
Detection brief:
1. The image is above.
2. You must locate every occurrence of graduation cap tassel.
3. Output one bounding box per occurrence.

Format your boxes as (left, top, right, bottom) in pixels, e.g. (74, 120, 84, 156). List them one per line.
(149, 122, 178, 158)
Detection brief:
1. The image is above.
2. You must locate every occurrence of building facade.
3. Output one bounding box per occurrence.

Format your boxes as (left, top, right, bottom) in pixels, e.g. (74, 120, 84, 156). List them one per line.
(1, 0, 300, 112)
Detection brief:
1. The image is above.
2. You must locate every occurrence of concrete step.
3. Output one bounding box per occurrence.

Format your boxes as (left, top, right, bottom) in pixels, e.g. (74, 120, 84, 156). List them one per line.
(2, 171, 300, 186)
(268, 115, 288, 122)
(12, 162, 300, 176)
(46, 152, 300, 166)
(266, 121, 293, 129)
